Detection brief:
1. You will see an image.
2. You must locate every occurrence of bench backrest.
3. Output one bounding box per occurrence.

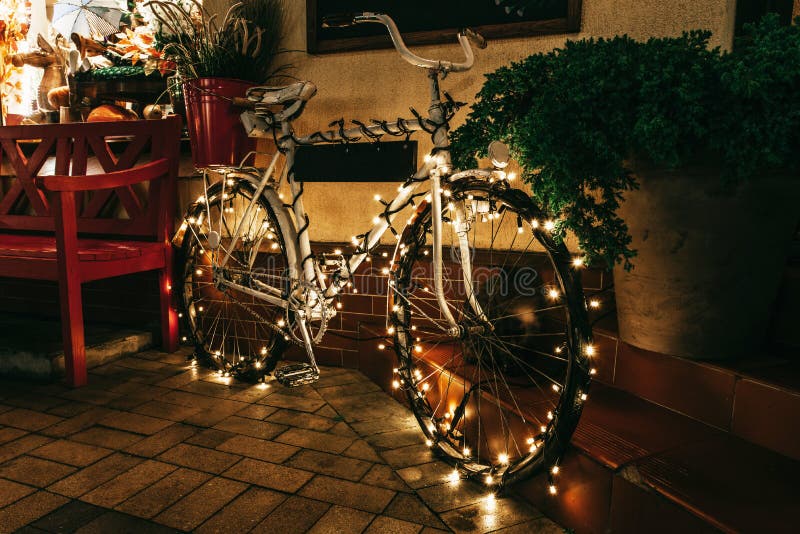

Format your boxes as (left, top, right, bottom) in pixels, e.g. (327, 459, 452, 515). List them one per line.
(0, 117, 181, 239)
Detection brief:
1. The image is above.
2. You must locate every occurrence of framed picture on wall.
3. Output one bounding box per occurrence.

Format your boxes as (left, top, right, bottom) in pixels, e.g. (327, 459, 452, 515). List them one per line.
(306, 0, 582, 54)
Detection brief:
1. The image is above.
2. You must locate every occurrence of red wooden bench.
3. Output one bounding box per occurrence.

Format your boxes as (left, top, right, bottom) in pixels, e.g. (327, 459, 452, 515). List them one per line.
(0, 117, 182, 386)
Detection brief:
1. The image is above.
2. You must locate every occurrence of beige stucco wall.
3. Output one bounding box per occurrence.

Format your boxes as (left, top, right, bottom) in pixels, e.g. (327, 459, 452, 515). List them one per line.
(268, 0, 736, 244)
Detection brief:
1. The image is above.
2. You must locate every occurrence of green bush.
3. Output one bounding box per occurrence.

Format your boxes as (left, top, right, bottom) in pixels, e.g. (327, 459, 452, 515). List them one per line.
(451, 15, 800, 269)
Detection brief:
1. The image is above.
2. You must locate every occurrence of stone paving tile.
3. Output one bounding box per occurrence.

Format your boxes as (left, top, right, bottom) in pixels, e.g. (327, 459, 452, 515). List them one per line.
(115, 467, 211, 519)
(299, 475, 395, 514)
(0, 477, 36, 508)
(275, 427, 354, 454)
(186, 428, 237, 448)
(360, 463, 413, 492)
(156, 443, 241, 474)
(287, 449, 373, 482)
(315, 404, 339, 418)
(381, 443, 436, 469)
(216, 434, 300, 464)
(47, 453, 143, 498)
(0, 455, 76, 487)
(415, 481, 487, 514)
(29, 500, 106, 533)
(223, 457, 314, 493)
(307, 505, 375, 534)
(153, 476, 248, 531)
(235, 404, 279, 420)
(28, 439, 112, 467)
(98, 411, 174, 435)
(396, 461, 456, 489)
(0, 426, 28, 446)
(364, 515, 423, 534)
(2, 351, 556, 533)
(0, 491, 69, 534)
(259, 392, 326, 413)
(316, 381, 382, 399)
(38, 407, 118, 438)
(46, 401, 96, 418)
(214, 415, 287, 440)
(56, 387, 123, 406)
(73, 510, 177, 533)
(79, 459, 177, 508)
(0, 434, 51, 464)
(439, 494, 541, 534)
(3, 394, 67, 412)
(123, 423, 197, 457)
(254, 495, 330, 534)
(68, 426, 143, 449)
(0, 408, 63, 432)
(383, 493, 449, 530)
(493, 516, 564, 533)
(366, 427, 426, 450)
(195, 486, 286, 534)
(266, 408, 337, 431)
(343, 439, 385, 463)
(350, 415, 420, 437)
(132, 400, 203, 422)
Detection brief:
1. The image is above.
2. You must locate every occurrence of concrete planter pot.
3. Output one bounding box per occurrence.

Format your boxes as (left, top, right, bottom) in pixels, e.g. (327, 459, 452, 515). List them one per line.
(613, 162, 799, 360)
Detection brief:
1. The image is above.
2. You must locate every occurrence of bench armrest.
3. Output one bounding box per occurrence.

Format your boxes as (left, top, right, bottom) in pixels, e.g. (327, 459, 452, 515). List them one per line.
(36, 158, 170, 192)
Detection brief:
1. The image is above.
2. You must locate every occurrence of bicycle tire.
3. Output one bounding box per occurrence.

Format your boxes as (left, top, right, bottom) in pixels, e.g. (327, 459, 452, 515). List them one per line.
(390, 178, 594, 490)
(178, 175, 298, 380)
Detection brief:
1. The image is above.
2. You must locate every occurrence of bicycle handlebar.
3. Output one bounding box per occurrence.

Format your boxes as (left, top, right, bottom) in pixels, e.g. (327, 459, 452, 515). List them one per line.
(321, 12, 483, 73)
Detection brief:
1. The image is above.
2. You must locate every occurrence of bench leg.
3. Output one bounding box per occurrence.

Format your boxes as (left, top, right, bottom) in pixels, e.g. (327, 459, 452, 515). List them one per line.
(159, 267, 178, 353)
(59, 280, 87, 387)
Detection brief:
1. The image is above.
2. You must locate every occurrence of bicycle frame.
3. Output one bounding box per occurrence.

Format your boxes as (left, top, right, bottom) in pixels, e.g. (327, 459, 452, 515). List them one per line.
(209, 14, 485, 340)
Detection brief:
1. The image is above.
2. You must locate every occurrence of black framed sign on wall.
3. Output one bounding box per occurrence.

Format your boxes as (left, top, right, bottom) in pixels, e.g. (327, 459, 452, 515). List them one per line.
(306, 0, 583, 54)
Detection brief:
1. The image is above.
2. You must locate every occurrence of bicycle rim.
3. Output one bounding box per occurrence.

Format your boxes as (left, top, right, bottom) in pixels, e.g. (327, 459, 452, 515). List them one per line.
(390, 179, 593, 490)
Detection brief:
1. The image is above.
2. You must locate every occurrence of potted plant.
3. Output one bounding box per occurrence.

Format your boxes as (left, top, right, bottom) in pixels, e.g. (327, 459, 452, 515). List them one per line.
(451, 15, 800, 360)
(148, 0, 287, 167)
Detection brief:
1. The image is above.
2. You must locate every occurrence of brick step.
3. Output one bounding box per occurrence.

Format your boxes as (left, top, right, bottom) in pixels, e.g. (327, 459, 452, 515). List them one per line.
(513, 384, 799, 533)
(0, 314, 154, 380)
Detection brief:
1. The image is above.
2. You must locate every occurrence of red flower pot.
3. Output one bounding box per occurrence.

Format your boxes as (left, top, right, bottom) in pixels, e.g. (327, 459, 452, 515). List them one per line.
(183, 77, 256, 168)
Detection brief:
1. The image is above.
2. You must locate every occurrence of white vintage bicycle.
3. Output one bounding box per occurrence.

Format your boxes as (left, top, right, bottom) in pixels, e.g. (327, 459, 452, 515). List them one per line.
(174, 12, 595, 490)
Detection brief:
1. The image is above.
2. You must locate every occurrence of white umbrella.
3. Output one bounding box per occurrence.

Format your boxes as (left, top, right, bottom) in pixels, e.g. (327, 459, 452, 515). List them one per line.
(52, 0, 126, 38)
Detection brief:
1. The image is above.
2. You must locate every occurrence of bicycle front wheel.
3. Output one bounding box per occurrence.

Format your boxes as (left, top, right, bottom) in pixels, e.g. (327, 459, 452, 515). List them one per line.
(179, 174, 297, 379)
(390, 179, 593, 490)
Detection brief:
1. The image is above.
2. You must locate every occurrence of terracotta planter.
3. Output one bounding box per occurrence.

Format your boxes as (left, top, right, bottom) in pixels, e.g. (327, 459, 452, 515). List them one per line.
(613, 162, 799, 360)
(183, 77, 256, 168)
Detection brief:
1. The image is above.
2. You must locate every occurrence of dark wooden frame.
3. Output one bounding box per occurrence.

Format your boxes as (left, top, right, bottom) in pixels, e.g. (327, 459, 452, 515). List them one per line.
(306, 0, 582, 54)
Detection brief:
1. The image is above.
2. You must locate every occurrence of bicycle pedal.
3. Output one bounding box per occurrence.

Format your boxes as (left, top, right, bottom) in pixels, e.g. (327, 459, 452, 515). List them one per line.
(274, 363, 320, 387)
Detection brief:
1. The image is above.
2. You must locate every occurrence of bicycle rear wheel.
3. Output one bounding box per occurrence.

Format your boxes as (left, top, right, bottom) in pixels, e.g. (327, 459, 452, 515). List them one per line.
(390, 179, 594, 490)
(179, 173, 296, 379)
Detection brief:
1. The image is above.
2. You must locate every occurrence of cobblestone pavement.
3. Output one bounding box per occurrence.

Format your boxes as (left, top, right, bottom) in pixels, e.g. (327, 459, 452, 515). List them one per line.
(0, 348, 563, 533)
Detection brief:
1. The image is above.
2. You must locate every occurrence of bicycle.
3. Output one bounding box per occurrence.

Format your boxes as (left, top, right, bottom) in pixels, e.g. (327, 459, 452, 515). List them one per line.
(174, 12, 594, 492)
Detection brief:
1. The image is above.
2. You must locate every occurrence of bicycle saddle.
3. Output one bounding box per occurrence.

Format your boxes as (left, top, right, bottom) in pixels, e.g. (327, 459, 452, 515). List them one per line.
(245, 82, 317, 123)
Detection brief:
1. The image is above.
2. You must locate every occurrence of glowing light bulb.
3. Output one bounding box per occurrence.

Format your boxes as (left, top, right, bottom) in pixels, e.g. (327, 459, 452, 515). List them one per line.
(572, 257, 584, 268)
(277, 319, 285, 327)
(585, 345, 596, 356)
(589, 299, 600, 308)
(336, 302, 343, 310)
(590, 368, 597, 376)
(551, 465, 560, 475)
(548, 289, 560, 300)
(484, 474, 494, 485)
(448, 470, 460, 483)
(498, 453, 509, 464)
(422, 383, 430, 392)
(414, 345, 422, 353)
(544, 220, 555, 231)
(552, 384, 560, 392)
(425, 439, 433, 447)
(463, 447, 470, 456)
(392, 380, 400, 389)
(374, 194, 382, 201)
(387, 327, 395, 334)
(195, 269, 203, 275)
(581, 393, 588, 401)
(378, 343, 386, 350)
(549, 484, 557, 495)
